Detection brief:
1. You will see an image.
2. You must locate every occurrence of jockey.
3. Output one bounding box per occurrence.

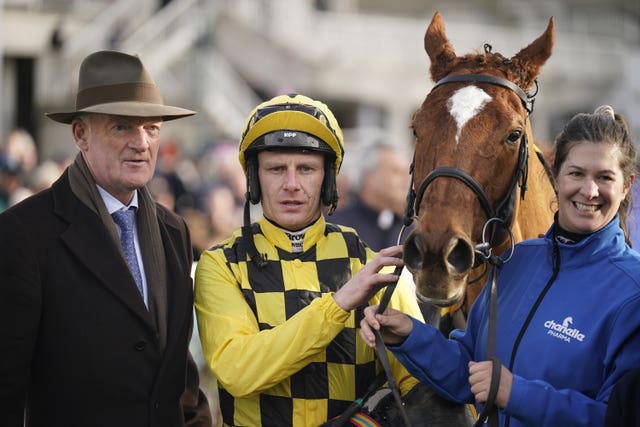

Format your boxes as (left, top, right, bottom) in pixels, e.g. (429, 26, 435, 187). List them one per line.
(193, 94, 464, 426)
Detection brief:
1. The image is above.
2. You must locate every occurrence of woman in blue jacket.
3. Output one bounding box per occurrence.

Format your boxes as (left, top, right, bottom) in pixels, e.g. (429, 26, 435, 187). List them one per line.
(359, 105, 640, 427)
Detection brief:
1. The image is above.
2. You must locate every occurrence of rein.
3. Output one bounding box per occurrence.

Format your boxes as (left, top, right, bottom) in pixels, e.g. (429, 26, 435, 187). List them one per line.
(402, 73, 538, 427)
(328, 264, 412, 427)
(471, 220, 515, 427)
(329, 224, 415, 427)
(333, 73, 539, 427)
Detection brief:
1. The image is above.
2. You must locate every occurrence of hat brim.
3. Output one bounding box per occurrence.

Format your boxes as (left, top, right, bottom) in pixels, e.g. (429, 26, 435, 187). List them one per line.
(45, 101, 196, 124)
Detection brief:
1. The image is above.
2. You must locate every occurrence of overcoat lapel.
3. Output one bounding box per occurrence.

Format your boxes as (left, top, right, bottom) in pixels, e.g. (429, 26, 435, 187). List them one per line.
(157, 214, 191, 350)
(52, 176, 156, 332)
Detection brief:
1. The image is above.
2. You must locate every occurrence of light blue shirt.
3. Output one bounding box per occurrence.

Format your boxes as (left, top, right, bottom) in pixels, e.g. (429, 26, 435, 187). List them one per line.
(98, 186, 149, 308)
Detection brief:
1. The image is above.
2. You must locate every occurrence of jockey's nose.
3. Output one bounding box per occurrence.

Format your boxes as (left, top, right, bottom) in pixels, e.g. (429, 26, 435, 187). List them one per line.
(282, 168, 302, 191)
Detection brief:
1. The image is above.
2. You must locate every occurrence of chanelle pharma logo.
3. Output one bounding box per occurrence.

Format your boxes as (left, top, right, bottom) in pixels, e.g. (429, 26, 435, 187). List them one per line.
(543, 316, 586, 343)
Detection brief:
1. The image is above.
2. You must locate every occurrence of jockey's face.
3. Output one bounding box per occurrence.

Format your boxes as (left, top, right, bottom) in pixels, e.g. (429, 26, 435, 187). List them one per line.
(258, 150, 325, 230)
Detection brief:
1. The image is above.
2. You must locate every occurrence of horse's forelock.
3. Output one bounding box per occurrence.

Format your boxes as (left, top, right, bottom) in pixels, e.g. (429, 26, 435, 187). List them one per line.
(447, 52, 513, 78)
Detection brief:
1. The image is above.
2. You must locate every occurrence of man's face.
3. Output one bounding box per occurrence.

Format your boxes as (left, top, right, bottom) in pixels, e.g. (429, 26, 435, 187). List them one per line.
(73, 114, 162, 205)
(257, 150, 325, 230)
(371, 148, 410, 214)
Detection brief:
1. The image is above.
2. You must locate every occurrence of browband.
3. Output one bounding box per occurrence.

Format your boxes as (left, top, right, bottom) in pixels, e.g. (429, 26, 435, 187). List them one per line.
(431, 74, 535, 114)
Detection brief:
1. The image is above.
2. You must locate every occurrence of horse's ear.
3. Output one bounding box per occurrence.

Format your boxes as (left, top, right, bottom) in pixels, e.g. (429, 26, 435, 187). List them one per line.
(510, 17, 555, 90)
(425, 11, 457, 82)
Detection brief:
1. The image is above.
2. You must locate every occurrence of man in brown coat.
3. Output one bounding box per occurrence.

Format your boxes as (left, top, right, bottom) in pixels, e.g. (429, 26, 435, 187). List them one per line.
(0, 50, 212, 427)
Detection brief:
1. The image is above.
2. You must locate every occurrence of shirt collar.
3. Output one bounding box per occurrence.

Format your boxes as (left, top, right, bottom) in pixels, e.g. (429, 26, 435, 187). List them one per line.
(97, 185, 139, 215)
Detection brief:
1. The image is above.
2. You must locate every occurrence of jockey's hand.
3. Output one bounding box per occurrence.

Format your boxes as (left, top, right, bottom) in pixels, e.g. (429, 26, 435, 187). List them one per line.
(359, 304, 414, 347)
(332, 245, 404, 312)
(468, 360, 513, 408)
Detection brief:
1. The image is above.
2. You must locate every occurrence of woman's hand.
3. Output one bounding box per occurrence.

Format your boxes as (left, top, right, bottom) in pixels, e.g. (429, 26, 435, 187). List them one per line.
(468, 360, 514, 408)
(359, 304, 414, 347)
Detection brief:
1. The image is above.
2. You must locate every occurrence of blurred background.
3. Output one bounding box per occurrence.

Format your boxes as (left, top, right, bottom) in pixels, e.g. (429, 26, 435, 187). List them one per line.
(2, 0, 640, 422)
(3, 0, 640, 181)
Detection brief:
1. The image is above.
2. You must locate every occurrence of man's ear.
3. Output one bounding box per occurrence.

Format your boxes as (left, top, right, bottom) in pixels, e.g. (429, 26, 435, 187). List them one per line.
(71, 118, 89, 151)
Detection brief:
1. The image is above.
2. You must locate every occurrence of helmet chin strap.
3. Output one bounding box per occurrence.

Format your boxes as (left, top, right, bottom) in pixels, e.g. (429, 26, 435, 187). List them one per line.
(241, 194, 268, 268)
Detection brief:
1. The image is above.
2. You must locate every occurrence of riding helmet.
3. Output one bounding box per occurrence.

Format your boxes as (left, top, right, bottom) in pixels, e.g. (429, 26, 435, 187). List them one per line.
(238, 93, 345, 212)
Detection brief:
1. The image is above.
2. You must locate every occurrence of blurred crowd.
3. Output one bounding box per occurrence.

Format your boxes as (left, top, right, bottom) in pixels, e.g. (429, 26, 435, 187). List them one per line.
(0, 129, 252, 259)
(0, 128, 69, 212)
(149, 138, 250, 259)
(0, 128, 416, 259)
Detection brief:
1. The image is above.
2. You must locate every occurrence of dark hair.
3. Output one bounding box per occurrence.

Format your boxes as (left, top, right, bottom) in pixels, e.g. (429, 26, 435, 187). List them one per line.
(552, 106, 637, 242)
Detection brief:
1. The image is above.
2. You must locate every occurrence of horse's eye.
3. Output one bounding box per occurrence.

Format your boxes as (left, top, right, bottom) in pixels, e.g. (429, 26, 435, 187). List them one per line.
(506, 129, 522, 145)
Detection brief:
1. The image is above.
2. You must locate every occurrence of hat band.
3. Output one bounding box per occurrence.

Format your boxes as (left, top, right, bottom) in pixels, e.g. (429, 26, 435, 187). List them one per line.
(76, 82, 163, 110)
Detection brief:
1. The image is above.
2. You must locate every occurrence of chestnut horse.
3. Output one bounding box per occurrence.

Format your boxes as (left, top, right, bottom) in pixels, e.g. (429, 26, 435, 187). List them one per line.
(403, 12, 557, 324)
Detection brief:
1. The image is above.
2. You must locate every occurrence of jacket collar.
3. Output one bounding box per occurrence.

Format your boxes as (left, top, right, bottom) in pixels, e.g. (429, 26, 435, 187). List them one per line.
(257, 215, 326, 253)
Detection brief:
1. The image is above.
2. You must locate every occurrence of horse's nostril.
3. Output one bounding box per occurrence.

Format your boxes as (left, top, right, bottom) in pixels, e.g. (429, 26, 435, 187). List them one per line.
(446, 238, 474, 274)
(403, 234, 423, 270)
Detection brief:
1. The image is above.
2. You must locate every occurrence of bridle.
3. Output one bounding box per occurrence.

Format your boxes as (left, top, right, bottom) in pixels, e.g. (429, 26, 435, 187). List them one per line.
(403, 71, 539, 427)
(332, 68, 543, 427)
(404, 73, 536, 237)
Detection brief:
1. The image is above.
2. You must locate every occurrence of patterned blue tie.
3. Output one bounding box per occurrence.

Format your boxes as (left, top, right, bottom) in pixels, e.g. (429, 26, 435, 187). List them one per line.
(112, 208, 144, 297)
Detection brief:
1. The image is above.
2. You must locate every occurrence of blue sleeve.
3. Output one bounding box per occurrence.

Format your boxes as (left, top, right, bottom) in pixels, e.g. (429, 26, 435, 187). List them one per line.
(389, 316, 476, 403)
(504, 375, 605, 426)
(388, 275, 495, 404)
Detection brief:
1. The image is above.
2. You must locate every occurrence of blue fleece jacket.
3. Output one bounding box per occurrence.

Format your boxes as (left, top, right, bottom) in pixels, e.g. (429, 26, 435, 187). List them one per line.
(391, 216, 640, 427)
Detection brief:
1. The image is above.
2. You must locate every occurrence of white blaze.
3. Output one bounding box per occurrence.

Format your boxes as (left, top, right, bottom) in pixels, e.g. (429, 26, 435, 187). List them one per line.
(447, 86, 492, 144)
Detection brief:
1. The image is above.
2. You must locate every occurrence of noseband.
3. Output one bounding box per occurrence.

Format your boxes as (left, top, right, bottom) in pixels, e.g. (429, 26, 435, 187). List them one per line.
(402, 73, 538, 427)
(404, 73, 536, 234)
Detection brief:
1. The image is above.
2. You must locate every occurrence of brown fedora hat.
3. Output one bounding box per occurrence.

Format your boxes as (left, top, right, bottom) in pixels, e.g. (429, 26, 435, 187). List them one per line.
(46, 50, 195, 124)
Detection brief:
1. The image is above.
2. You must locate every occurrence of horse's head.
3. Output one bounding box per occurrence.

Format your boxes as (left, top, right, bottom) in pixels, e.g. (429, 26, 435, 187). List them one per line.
(404, 12, 555, 307)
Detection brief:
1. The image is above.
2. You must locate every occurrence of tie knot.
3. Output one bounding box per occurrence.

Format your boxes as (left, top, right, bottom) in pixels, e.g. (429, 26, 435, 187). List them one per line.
(112, 208, 136, 232)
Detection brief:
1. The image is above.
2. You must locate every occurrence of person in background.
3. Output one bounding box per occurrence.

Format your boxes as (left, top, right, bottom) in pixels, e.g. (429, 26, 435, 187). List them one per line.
(0, 128, 39, 211)
(194, 94, 426, 427)
(357, 105, 640, 427)
(1, 128, 38, 176)
(202, 140, 248, 211)
(605, 367, 640, 426)
(198, 141, 248, 248)
(156, 139, 199, 212)
(0, 154, 28, 211)
(201, 183, 242, 246)
(0, 50, 212, 426)
(330, 142, 412, 251)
